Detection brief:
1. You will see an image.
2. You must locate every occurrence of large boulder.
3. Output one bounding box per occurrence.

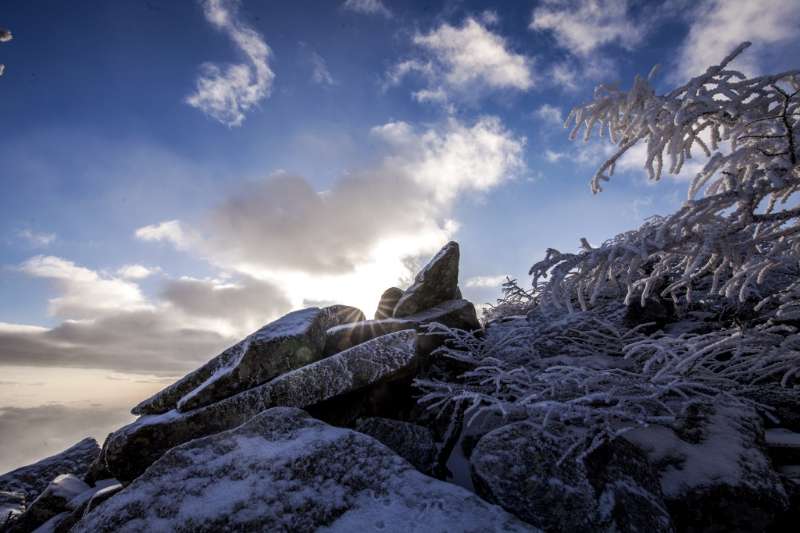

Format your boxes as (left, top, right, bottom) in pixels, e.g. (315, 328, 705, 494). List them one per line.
(0, 438, 99, 502)
(625, 403, 788, 532)
(374, 287, 403, 319)
(471, 422, 598, 532)
(394, 242, 461, 317)
(132, 305, 363, 415)
(585, 438, 674, 532)
(325, 299, 481, 356)
(6, 474, 89, 532)
(355, 417, 437, 474)
(74, 408, 535, 533)
(103, 330, 421, 482)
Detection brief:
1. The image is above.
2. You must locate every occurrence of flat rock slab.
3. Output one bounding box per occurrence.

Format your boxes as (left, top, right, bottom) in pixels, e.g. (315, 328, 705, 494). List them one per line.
(324, 299, 481, 356)
(394, 241, 460, 317)
(74, 408, 536, 533)
(0, 438, 99, 502)
(104, 330, 421, 482)
(133, 305, 364, 415)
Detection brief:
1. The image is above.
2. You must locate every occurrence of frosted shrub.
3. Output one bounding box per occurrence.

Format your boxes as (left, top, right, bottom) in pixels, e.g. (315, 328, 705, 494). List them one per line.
(418, 44, 800, 463)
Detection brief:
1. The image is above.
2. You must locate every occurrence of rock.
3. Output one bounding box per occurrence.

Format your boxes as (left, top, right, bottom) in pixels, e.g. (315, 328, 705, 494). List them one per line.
(374, 287, 403, 319)
(625, 403, 788, 532)
(585, 438, 674, 532)
(766, 428, 800, 465)
(0, 491, 25, 527)
(324, 318, 414, 356)
(133, 305, 364, 415)
(355, 417, 437, 474)
(324, 299, 481, 356)
(49, 481, 123, 533)
(394, 242, 460, 317)
(7, 474, 89, 532)
(103, 330, 421, 481)
(0, 438, 99, 502)
(74, 408, 536, 533)
(470, 422, 598, 532)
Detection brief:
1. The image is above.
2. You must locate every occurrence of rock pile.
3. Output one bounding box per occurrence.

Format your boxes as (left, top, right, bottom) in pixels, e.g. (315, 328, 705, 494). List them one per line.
(3, 239, 798, 531)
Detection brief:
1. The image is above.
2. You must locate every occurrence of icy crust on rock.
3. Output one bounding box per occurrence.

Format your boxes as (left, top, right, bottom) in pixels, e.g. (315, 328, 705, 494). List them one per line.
(0, 438, 99, 501)
(104, 330, 420, 481)
(75, 408, 536, 533)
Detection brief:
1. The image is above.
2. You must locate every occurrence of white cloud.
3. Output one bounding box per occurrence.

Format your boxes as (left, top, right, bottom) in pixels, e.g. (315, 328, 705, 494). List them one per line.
(530, 0, 643, 56)
(465, 275, 508, 288)
(186, 0, 274, 127)
(675, 0, 800, 79)
(388, 18, 535, 104)
(21, 256, 150, 319)
(535, 104, 564, 125)
(545, 149, 566, 163)
(135, 220, 193, 249)
(0, 28, 11, 42)
(310, 51, 335, 86)
(117, 264, 158, 280)
(343, 0, 392, 18)
(131, 117, 525, 314)
(17, 229, 56, 247)
(372, 116, 526, 204)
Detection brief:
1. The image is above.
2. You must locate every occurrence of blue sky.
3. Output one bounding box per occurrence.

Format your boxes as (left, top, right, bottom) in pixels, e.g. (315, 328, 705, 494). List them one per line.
(1, 0, 799, 469)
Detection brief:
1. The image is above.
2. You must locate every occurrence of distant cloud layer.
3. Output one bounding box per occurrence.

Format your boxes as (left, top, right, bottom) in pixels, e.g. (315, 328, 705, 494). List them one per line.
(342, 0, 392, 18)
(387, 18, 534, 105)
(186, 0, 275, 127)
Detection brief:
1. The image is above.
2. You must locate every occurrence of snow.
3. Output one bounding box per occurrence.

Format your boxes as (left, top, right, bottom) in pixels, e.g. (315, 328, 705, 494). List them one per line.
(765, 428, 800, 448)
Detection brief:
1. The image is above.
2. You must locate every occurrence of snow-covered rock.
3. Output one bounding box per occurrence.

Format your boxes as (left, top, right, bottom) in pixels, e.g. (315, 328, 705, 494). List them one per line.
(355, 417, 437, 474)
(6, 474, 89, 532)
(374, 286, 403, 319)
(624, 403, 788, 531)
(394, 241, 461, 317)
(324, 299, 480, 356)
(470, 422, 598, 531)
(132, 305, 364, 415)
(74, 407, 536, 533)
(0, 491, 25, 527)
(0, 437, 99, 502)
(37, 480, 123, 533)
(104, 330, 421, 481)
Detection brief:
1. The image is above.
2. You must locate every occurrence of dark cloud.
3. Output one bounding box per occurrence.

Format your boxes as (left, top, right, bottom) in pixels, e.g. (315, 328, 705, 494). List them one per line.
(161, 276, 292, 328)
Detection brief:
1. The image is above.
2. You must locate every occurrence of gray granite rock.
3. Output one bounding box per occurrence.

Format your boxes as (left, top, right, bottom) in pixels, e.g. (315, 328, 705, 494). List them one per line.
(374, 287, 403, 319)
(0, 438, 99, 502)
(133, 305, 364, 415)
(471, 422, 598, 532)
(324, 299, 480, 356)
(74, 408, 536, 533)
(585, 438, 674, 532)
(0, 491, 25, 527)
(355, 417, 437, 474)
(394, 242, 460, 317)
(6, 474, 89, 532)
(625, 403, 788, 532)
(104, 330, 421, 482)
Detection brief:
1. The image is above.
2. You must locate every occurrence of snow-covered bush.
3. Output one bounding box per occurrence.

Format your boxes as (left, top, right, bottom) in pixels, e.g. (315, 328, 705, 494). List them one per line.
(532, 42, 800, 313)
(417, 43, 800, 463)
